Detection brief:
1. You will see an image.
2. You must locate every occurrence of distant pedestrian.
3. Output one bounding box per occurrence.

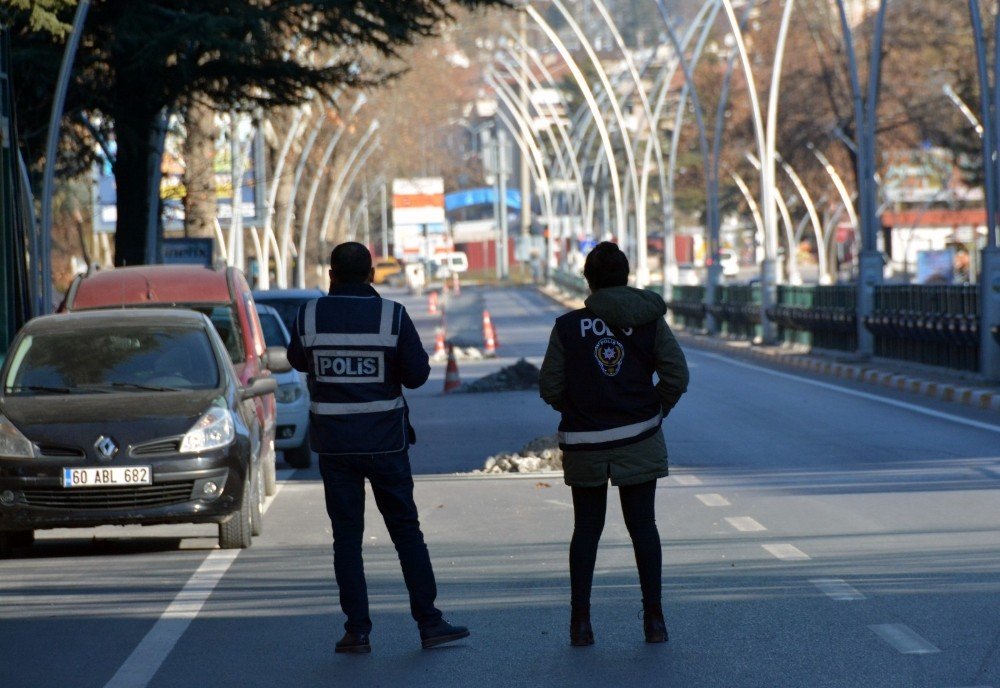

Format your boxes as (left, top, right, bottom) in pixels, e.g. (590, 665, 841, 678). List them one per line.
(539, 241, 689, 646)
(287, 242, 469, 654)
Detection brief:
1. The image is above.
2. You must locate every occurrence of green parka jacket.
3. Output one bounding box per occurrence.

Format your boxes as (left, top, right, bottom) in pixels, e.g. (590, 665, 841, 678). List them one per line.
(539, 286, 689, 487)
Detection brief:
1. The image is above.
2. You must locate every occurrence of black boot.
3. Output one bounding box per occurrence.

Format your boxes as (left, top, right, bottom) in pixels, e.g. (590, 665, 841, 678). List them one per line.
(643, 604, 668, 643)
(570, 605, 594, 646)
(335, 630, 371, 654)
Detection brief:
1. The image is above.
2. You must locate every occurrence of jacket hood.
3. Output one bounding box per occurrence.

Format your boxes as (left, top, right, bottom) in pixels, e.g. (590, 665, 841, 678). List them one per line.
(584, 286, 666, 329)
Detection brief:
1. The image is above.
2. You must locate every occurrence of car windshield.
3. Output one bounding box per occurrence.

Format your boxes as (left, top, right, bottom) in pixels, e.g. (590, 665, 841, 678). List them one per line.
(257, 312, 288, 348)
(3, 325, 220, 395)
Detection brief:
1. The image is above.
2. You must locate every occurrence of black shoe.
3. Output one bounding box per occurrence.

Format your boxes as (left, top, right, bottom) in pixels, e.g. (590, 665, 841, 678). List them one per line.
(335, 631, 371, 654)
(570, 606, 594, 647)
(642, 604, 668, 644)
(420, 620, 470, 649)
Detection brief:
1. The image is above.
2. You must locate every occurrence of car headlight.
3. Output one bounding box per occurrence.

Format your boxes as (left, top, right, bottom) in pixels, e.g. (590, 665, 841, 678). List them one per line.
(275, 382, 303, 404)
(0, 414, 35, 459)
(180, 408, 235, 453)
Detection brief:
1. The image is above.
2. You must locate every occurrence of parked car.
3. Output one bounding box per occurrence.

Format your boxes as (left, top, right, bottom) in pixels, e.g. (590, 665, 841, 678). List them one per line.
(60, 265, 282, 496)
(0, 308, 282, 556)
(255, 304, 311, 468)
(718, 249, 740, 277)
(252, 288, 325, 337)
(373, 257, 403, 285)
(425, 252, 469, 280)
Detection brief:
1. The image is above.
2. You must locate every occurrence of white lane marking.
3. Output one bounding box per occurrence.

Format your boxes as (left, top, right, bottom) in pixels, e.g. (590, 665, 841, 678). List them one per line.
(105, 474, 287, 688)
(725, 516, 767, 532)
(696, 493, 731, 507)
(672, 475, 702, 486)
(103, 551, 239, 688)
(762, 543, 811, 560)
(691, 350, 1000, 434)
(545, 499, 574, 509)
(811, 578, 865, 600)
(869, 623, 940, 654)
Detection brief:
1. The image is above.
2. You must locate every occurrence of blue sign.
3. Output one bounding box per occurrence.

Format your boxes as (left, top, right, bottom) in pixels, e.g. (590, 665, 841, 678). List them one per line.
(445, 187, 521, 212)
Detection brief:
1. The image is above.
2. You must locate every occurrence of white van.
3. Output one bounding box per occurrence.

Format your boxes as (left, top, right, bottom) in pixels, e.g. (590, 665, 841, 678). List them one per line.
(427, 252, 469, 279)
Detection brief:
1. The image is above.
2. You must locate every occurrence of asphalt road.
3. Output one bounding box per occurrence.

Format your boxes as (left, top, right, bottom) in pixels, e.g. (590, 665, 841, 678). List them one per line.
(2, 285, 999, 688)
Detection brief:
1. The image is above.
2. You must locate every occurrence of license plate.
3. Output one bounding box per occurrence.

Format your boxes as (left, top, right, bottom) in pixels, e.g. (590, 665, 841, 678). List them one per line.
(62, 466, 152, 488)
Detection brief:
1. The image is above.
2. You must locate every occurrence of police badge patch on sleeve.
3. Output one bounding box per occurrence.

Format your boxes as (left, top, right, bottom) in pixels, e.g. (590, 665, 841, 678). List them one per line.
(594, 337, 625, 376)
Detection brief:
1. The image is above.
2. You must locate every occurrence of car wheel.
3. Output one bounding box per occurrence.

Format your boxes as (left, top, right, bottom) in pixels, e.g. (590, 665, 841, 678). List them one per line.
(0, 530, 33, 558)
(218, 473, 253, 549)
(251, 460, 265, 537)
(263, 441, 277, 496)
(284, 434, 312, 469)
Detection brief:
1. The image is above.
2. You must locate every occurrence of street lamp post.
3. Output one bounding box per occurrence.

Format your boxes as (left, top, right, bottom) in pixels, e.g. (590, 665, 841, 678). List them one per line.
(967, 0, 1000, 381)
(295, 95, 367, 288)
(526, 4, 629, 254)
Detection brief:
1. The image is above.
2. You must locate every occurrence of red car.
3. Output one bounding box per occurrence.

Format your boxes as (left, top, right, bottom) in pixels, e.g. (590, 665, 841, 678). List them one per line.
(60, 265, 281, 495)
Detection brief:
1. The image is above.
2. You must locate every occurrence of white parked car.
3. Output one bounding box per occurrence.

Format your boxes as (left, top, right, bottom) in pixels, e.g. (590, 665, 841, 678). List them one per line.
(718, 249, 740, 277)
(255, 304, 311, 468)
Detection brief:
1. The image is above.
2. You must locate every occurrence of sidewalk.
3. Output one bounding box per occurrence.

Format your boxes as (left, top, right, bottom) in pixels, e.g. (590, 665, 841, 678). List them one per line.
(539, 284, 1000, 414)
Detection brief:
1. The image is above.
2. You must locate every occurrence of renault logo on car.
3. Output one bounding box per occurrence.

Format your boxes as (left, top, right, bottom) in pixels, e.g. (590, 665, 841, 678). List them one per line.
(94, 436, 118, 461)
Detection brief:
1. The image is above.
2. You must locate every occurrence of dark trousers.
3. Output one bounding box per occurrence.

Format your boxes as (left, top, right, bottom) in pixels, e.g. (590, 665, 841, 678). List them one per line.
(569, 480, 661, 608)
(319, 451, 443, 634)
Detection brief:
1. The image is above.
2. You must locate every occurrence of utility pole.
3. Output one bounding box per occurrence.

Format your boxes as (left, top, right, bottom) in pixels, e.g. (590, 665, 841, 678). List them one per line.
(498, 128, 510, 279)
(380, 181, 388, 258)
(518, 8, 531, 254)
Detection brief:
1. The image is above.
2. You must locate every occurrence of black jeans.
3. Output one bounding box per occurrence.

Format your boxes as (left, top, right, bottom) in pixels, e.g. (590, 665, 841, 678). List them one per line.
(569, 480, 661, 608)
(319, 451, 443, 634)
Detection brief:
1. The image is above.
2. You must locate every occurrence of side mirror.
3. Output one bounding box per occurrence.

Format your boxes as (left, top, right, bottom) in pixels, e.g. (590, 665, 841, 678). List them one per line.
(241, 377, 278, 400)
(263, 346, 292, 373)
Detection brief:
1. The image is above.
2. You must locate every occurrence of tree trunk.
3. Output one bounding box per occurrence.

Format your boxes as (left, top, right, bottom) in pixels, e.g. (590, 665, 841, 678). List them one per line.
(111, 92, 163, 267)
(182, 97, 219, 245)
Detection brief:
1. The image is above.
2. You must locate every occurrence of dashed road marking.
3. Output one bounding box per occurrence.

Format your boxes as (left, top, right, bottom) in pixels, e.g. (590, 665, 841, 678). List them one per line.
(810, 578, 865, 600)
(696, 493, 730, 507)
(725, 516, 767, 532)
(545, 499, 574, 509)
(762, 543, 811, 560)
(672, 475, 702, 486)
(869, 623, 940, 654)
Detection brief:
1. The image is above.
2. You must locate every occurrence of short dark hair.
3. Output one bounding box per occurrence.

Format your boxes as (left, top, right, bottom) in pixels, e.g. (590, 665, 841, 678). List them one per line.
(583, 241, 629, 290)
(330, 242, 372, 283)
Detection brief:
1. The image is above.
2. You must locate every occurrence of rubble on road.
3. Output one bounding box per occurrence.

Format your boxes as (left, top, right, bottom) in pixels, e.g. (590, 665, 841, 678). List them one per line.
(473, 435, 562, 474)
(457, 358, 540, 393)
(431, 346, 484, 363)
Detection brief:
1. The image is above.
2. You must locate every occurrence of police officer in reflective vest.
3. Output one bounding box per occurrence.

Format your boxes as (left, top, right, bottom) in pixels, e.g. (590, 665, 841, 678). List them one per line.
(288, 242, 469, 654)
(539, 241, 689, 647)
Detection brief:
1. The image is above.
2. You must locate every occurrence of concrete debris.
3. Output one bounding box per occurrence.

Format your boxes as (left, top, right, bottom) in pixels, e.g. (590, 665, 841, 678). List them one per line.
(457, 358, 540, 393)
(431, 346, 485, 363)
(473, 435, 562, 474)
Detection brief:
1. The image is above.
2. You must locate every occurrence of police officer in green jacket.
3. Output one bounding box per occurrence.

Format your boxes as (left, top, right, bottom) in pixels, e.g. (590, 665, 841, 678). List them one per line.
(539, 241, 689, 647)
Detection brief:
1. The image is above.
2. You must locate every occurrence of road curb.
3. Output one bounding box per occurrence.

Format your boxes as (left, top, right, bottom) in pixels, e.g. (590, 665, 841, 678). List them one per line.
(674, 331, 1000, 414)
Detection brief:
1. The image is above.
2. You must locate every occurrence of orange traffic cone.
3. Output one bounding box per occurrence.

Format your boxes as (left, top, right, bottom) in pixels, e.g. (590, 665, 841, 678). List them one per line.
(434, 327, 447, 357)
(452, 272, 460, 295)
(428, 291, 438, 315)
(443, 345, 461, 393)
(482, 309, 493, 336)
(483, 322, 497, 357)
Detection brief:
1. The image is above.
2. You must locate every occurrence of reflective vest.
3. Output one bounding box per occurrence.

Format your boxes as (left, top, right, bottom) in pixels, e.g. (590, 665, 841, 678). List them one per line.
(298, 294, 409, 455)
(554, 309, 662, 451)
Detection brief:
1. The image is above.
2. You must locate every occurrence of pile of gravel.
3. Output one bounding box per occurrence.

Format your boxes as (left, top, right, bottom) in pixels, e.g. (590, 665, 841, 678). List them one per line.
(473, 435, 562, 474)
(458, 358, 540, 393)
